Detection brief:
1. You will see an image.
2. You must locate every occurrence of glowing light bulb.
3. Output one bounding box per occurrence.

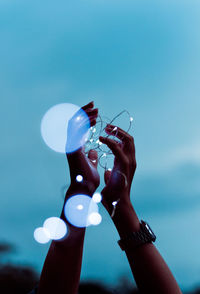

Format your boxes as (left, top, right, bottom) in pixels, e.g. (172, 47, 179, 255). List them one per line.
(76, 175, 83, 182)
(88, 212, 102, 225)
(130, 117, 133, 122)
(113, 127, 117, 131)
(112, 201, 117, 206)
(92, 192, 102, 203)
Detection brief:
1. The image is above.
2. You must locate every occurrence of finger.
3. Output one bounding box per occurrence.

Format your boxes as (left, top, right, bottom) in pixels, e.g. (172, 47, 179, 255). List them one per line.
(82, 101, 94, 110)
(88, 149, 98, 168)
(99, 136, 124, 161)
(105, 124, 132, 142)
(85, 108, 98, 116)
(104, 169, 112, 185)
(90, 119, 96, 127)
(105, 125, 135, 153)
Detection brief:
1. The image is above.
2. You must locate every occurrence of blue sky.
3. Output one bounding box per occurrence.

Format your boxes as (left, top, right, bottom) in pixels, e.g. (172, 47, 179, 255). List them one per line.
(0, 0, 200, 291)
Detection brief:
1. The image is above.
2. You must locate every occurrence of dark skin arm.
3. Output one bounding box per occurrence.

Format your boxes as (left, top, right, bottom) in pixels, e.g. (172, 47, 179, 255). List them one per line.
(37, 102, 100, 294)
(99, 125, 182, 294)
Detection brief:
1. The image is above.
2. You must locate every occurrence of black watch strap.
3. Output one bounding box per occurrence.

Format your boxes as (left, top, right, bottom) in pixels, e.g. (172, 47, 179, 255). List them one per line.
(118, 220, 156, 251)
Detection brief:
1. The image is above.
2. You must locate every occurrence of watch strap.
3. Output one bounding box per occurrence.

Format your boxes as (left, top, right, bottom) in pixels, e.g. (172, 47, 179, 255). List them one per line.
(118, 220, 156, 251)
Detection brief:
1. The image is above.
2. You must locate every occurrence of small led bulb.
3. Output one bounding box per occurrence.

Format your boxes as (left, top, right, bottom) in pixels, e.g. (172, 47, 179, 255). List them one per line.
(92, 128, 96, 133)
(76, 175, 83, 182)
(112, 201, 117, 206)
(130, 117, 133, 122)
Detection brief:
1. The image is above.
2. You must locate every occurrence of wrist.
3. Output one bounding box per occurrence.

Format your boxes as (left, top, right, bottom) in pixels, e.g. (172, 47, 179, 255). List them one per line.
(112, 200, 140, 238)
(65, 183, 96, 202)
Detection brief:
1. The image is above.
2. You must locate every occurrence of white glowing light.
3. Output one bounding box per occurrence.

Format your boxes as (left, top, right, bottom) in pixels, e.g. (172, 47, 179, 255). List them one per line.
(108, 168, 112, 171)
(96, 139, 100, 144)
(34, 227, 50, 244)
(43, 217, 67, 240)
(92, 128, 96, 133)
(91, 159, 96, 163)
(112, 201, 117, 206)
(90, 139, 93, 143)
(64, 194, 98, 228)
(92, 192, 102, 203)
(130, 117, 133, 122)
(77, 204, 84, 210)
(76, 175, 83, 182)
(41, 103, 90, 153)
(88, 212, 102, 226)
(99, 142, 102, 146)
(113, 127, 117, 131)
(102, 153, 106, 157)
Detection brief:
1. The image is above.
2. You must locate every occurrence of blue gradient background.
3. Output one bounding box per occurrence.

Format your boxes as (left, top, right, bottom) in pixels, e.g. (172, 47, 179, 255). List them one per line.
(0, 0, 200, 291)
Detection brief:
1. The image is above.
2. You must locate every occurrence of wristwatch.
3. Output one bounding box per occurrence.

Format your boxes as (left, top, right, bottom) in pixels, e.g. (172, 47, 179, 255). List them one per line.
(118, 220, 156, 251)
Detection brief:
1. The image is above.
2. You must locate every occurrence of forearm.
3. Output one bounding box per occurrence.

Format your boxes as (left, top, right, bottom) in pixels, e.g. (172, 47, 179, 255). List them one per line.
(37, 185, 91, 294)
(112, 200, 182, 294)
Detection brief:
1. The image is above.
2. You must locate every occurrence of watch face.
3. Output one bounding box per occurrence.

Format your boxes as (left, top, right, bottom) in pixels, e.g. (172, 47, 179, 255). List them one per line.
(143, 221, 156, 241)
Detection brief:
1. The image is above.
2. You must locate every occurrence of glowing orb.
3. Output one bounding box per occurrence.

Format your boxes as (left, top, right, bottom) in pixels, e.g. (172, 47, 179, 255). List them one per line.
(112, 201, 117, 206)
(34, 227, 51, 244)
(43, 217, 67, 240)
(41, 103, 90, 153)
(92, 192, 102, 203)
(64, 194, 98, 228)
(88, 212, 102, 226)
(76, 175, 83, 182)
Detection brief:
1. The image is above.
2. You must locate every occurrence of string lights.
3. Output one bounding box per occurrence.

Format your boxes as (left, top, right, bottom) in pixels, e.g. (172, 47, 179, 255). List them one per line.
(84, 110, 134, 170)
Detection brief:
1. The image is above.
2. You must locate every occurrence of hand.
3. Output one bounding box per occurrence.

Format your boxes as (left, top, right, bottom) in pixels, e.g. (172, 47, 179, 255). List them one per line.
(99, 124, 136, 214)
(66, 102, 100, 196)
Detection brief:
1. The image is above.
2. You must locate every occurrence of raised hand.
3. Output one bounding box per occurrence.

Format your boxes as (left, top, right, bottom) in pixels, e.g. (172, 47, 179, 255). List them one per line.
(99, 124, 136, 215)
(66, 102, 100, 196)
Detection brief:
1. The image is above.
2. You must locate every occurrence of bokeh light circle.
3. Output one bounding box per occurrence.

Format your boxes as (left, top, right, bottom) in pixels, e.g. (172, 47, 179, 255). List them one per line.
(64, 194, 99, 228)
(34, 227, 51, 244)
(41, 103, 90, 153)
(92, 192, 102, 203)
(88, 212, 102, 226)
(43, 217, 67, 240)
